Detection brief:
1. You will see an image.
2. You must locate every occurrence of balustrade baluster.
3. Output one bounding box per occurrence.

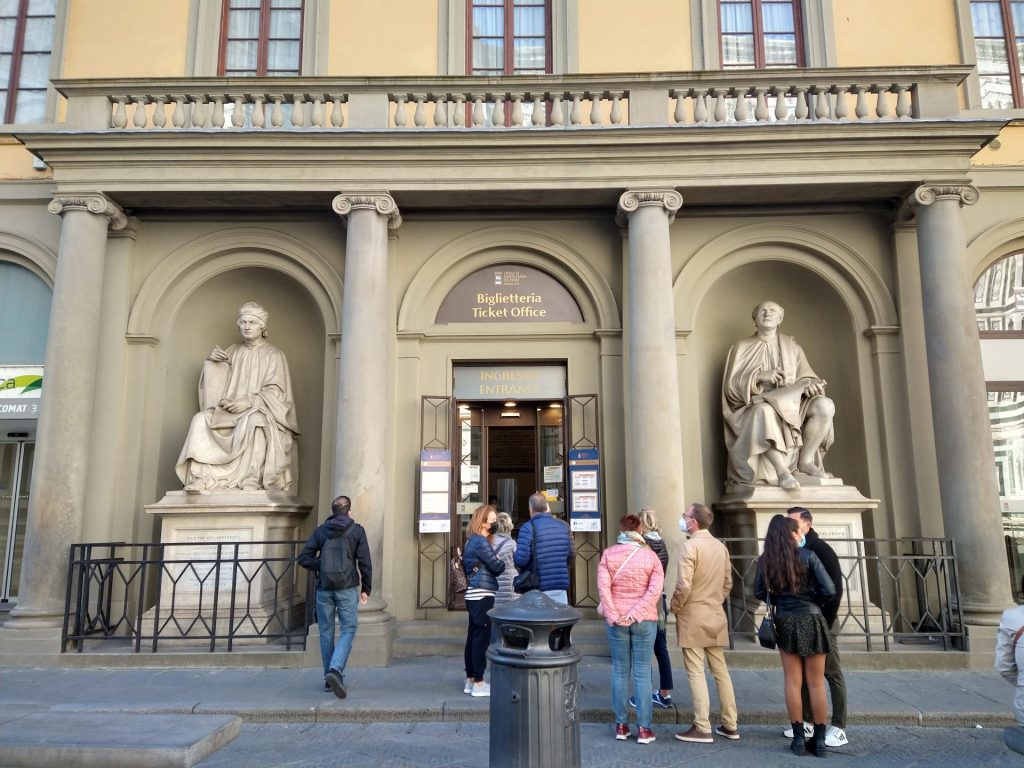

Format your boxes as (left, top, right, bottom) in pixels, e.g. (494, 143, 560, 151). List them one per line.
(152, 97, 167, 128)
(774, 87, 790, 120)
(795, 88, 809, 120)
(434, 95, 448, 128)
(693, 90, 708, 123)
(834, 86, 849, 120)
(172, 97, 186, 128)
(713, 90, 727, 123)
(472, 97, 485, 127)
(895, 85, 911, 118)
(112, 98, 128, 129)
(291, 95, 304, 127)
(191, 97, 208, 128)
(413, 96, 427, 128)
(609, 93, 622, 124)
(854, 87, 869, 119)
(271, 98, 284, 128)
(815, 89, 830, 120)
(531, 95, 544, 127)
(511, 96, 524, 127)
(330, 97, 344, 127)
(754, 88, 769, 121)
(492, 95, 505, 127)
(453, 95, 466, 127)
(130, 97, 146, 129)
(589, 93, 601, 125)
(311, 97, 324, 127)
(231, 96, 245, 127)
(394, 96, 408, 127)
(733, 88, 749, 122)
(673, 90, 687, 124)
(212, 97, 225, 128)
(252, 97, 266, 128)
(550, 94, 564, 126)
(570, 94, 583, 125)
(875, 86, 893, 119)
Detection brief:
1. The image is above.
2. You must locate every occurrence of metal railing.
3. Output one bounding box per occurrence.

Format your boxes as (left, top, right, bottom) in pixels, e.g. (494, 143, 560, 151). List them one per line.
(62, 541, 312, 653)
(722, 537, 965, 651)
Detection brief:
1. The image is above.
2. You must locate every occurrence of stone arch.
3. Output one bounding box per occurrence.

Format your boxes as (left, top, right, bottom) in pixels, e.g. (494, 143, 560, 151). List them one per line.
(0, 230, 57, 287)
(966, 216, 1024, 283)
(674, 223, 898, 332)
(127, 227, 342, 341)
(398, 226, 619, 331)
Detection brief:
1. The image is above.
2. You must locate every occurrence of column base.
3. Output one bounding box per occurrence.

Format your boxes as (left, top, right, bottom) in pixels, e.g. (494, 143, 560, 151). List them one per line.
(965, 623, 999, 671)
(0, 624, 65, 666)
(961, 603, 1009, 627)
(2, 604, 66, 630)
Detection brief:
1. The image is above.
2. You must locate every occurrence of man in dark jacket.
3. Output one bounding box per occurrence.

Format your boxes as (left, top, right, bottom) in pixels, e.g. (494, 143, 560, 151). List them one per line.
(514, 492, 575, 603)
(788, 506, 848, 747)
(299, 495, 371, 698)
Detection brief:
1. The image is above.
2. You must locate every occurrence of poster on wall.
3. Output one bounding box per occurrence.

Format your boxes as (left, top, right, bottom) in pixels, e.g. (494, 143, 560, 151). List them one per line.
(568, 448, 601, 532)
(0, 365, 42, 419)
(419, 449, 451, 533)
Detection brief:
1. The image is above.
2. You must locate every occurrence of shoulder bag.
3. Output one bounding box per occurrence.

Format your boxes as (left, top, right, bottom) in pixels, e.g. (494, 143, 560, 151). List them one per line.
(758, 590, 778, 650)
(596, 545, 642, 618)
(512, 522, 541, 594)
(450, 546, 480, 594)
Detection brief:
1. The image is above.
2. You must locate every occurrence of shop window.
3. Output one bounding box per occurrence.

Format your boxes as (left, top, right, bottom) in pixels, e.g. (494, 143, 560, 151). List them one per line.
(719, 0, 804, 69)
(0, 0, 56, 124)
(467, 0, 551, 75)
(219, 0, 303, 76)
(970, 0, 1024, 108)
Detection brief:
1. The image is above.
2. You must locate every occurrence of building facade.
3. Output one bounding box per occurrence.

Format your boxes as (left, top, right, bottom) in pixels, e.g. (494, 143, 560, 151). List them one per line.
(0, 0, 1023, 662)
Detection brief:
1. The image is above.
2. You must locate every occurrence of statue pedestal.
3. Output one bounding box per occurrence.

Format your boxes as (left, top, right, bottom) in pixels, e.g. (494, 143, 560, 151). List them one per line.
(715, 483, 889, 643)
(144, 490, 312, 645)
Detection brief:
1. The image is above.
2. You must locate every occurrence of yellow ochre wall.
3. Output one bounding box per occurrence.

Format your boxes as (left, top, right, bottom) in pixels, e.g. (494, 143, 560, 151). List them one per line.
(62, 0, 190, 78)
(832, 0, 961, 66)
(577, 0, 691, 73)
(328, 0, 437, 76)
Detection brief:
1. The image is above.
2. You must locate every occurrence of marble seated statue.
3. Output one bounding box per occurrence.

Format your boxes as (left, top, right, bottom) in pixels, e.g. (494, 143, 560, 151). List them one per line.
(722, 300, 835, 491)
(175, 301, 300, 492)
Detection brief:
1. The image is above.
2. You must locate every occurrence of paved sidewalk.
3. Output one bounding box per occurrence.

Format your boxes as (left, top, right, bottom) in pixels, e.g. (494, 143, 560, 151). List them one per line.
(0, 655, 1016, 728)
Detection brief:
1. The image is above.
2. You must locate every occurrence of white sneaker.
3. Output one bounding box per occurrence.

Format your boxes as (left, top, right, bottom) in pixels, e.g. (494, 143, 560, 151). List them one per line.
(464, 679, 473, 694)
(782, 722, 813, 738)
(825, 726, 848, 747)
(471, 682, 491, 697)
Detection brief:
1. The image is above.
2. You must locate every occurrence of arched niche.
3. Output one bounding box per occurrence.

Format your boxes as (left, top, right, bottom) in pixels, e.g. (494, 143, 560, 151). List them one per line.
(153, 266, 328, 509)
(688, 258, 871, 506)
(398, 226, 618, 332)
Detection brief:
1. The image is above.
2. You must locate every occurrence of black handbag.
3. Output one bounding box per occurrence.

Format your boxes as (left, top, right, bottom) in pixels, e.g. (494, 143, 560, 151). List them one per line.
(450, 547, 468, 593)
(512, 520, 540, 594)
(758, 592, 777, 650)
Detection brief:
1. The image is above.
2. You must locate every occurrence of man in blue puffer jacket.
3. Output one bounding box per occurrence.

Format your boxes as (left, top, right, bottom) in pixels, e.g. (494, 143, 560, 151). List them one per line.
(514, 492, 575, 604)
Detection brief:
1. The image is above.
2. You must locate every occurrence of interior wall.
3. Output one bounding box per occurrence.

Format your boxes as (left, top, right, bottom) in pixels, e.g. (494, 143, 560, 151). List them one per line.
(690, 257, 868, 506)
(155, 266, 326, 515)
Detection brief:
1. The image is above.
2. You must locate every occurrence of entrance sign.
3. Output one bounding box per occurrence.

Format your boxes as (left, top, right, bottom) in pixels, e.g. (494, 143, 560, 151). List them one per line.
(568, 448, 601, 532)
(0, 366, 42, 419)
(419, 449, 451, 533)
(436, 264, 583, 324)
(454, 364, 566, 400)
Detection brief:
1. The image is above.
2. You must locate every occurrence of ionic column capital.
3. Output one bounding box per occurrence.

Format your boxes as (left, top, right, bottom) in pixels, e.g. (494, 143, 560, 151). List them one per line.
(47, 193, 128, 231)
(616, 188, 683, 227)
(331, 192, 402, 229)
(899, 183, 980, 221)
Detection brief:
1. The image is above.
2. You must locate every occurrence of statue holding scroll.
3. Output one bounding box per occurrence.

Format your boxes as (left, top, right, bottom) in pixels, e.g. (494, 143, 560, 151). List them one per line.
(722, 301, 835, 490)
(176, 302, 300, 492)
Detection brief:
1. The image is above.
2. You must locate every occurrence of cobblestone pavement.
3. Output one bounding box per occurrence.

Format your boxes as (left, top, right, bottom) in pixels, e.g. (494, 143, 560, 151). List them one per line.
(196, 723, 1019, 767)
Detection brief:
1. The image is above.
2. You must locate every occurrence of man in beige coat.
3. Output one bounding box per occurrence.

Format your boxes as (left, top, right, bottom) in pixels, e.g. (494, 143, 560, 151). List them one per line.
(670, 502, 740, 743)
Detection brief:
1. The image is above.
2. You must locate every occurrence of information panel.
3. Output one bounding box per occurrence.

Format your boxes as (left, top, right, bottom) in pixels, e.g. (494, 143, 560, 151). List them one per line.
(568, 448, 601, 532)
(419, 449, 451, 533)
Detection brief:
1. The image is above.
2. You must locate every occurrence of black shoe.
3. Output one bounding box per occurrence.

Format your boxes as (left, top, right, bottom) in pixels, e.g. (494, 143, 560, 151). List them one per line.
(326, 669, 347, 699)
(790, 722, 806, 756)
(323, 680, 331, 692)
(807, 723, 827, 758)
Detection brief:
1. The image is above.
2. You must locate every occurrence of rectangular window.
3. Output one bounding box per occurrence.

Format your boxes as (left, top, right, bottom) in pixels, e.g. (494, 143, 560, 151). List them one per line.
(719, 0, 803, 69)
(971, 0, 1024, 108)
(0, 0, 55, 124)
(220, 0, 303, 76)
(468, 0, 551, 75)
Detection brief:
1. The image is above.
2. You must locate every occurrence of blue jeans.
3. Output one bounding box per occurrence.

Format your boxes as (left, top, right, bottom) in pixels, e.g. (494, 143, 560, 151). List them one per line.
(316, 587, 359, 677)
(607, 620, 657, 728)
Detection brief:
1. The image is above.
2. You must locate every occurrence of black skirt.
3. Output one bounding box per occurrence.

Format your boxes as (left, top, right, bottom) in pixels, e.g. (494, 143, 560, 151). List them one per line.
(775, 613, 833, 656)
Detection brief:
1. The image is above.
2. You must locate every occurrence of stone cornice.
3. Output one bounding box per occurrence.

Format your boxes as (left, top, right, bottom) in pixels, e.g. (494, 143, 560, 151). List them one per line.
(47, 193, 127, 230)
(331, 192, 402, 229)
(616, 189, 684, 227)
(898, 182, 980, 221)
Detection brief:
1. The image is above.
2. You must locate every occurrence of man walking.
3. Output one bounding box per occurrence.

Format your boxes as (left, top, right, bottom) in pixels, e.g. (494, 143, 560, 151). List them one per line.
(299, 495, 371, 698)
(787, 505, 848, 747)
(514, 492, 575, 604)
(671, 502, 740, 743)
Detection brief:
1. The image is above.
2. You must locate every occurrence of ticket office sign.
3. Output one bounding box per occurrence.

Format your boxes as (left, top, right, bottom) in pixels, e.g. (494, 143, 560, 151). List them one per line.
(419, 449, 451, 533)
(568, 448, 601, 532)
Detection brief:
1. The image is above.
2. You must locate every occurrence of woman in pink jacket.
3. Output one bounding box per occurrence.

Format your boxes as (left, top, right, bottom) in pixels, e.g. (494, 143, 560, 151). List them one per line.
(598, 514, 665, 745)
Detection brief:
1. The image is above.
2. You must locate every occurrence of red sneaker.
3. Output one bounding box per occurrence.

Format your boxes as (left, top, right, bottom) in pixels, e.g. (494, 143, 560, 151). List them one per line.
(615, 723, 631, 741)
(637, 727, 656, 745)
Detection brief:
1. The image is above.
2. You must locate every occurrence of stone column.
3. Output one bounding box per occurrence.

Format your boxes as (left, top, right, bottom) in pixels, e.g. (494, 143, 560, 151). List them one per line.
(909, 183, 1013, 624)
(617, 189, 686, 525)
(4, 194, 126, 632)
(330, 192, 400, 661)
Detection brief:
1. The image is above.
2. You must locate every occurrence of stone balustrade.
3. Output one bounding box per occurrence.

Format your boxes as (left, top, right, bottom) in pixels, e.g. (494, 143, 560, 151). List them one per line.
(50, 66, 971, 132)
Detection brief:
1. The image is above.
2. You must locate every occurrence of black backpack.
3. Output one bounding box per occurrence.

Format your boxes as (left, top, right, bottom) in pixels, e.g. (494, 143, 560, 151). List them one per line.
(318, 524, 357, 590)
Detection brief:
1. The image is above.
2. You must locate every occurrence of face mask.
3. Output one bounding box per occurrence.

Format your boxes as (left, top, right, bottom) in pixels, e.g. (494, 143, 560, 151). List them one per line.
(798, 535, 807, 548)
(678, 516, 688, 533)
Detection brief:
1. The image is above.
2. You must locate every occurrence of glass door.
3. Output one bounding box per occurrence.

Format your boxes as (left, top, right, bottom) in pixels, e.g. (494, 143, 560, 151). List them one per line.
(0, 441, 32, 603)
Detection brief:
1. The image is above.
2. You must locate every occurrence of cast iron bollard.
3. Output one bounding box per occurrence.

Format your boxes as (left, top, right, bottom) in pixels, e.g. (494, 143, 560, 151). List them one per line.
(487, 591, 582, 768)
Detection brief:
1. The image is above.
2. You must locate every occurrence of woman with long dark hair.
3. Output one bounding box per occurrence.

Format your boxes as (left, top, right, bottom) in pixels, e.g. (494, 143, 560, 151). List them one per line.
(755, 514, 836, 757)
(462, 504, 505, 697)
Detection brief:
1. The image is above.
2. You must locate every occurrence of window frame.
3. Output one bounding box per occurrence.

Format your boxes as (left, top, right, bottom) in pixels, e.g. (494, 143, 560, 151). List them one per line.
(0, 0, 59, 125)
(216, 0, 305, 77)
(717, 0, 805, 69)
(465, 0, 553, 76)
(966, 0, 1024, 108)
